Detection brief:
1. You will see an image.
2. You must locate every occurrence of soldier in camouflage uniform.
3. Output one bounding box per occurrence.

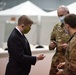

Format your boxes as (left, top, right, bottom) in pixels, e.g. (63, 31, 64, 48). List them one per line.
(49, 5, 70, 75)
(57, 14, 76, 75)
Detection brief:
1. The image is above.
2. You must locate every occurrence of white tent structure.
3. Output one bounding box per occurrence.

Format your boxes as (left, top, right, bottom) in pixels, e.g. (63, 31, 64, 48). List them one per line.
(0, 1, 46, 15)
(47, 10, 57, 16)
(0, 1, 48, 47)
(67, 2, 76, 14)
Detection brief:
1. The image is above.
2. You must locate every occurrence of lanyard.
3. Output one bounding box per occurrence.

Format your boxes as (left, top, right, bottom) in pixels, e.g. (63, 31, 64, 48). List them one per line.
(68, 32, 76, 42)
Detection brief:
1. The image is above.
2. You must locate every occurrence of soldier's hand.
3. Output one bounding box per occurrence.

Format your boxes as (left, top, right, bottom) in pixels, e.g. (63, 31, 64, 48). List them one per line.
(57, 62, 65, 69)
(62, 43, 68, 49)
(56, 69, 63, 75)
(50, 41, 57, 48)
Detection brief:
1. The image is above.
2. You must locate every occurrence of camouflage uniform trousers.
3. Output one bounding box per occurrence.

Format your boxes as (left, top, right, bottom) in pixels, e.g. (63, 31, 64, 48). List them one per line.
(49, 53, 65, 75)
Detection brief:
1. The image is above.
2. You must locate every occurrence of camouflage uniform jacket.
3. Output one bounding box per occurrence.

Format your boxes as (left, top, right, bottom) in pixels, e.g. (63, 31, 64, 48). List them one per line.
(49, 23, 70, 75)
(64, 32, 76, 75)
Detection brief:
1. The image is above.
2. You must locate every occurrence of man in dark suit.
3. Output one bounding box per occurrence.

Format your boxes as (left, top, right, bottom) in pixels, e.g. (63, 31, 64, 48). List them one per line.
(5, 15, 45, 75)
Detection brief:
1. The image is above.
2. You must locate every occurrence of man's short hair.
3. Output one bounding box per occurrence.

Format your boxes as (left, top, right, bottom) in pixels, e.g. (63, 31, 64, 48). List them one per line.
(64, 14, 76, 28)
(18, 15, 33, 26)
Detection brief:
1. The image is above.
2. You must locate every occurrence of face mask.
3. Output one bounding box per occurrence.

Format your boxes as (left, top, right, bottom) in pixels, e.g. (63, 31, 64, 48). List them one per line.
(23, 27, 31, 34)
(59, 16, 65, 23)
